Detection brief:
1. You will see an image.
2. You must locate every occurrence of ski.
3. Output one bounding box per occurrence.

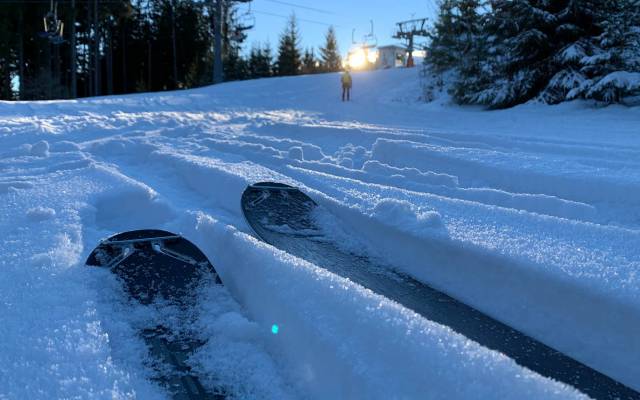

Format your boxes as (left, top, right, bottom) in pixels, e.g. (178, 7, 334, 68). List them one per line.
(86, 229, 225, 400)
(241, 182, 640, 400)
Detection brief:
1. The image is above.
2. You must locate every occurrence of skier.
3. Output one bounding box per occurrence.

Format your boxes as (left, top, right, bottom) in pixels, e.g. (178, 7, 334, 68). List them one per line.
(341, 69, 352, 101)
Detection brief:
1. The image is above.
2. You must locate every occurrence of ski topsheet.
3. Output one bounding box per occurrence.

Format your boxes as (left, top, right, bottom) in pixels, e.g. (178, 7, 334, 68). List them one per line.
(241, 182, 639, 400)
(86, 229, 224, 400)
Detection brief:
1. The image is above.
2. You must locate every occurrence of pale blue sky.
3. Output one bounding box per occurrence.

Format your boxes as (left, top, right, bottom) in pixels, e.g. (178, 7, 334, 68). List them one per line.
(243, 0, 438, 56)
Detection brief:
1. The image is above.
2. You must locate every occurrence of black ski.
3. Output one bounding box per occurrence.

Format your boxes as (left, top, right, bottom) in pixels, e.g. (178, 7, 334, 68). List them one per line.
(241, 182, 639, 400)
(86, 229, 225, 400)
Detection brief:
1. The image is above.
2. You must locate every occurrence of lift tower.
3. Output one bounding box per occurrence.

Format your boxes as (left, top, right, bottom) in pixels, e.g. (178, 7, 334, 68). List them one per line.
(212, 0, 254, 84)
(392, 18, 428, 68)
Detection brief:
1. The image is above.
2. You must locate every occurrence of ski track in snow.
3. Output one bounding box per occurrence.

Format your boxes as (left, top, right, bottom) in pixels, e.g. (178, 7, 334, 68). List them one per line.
(1, 68, 639, 398)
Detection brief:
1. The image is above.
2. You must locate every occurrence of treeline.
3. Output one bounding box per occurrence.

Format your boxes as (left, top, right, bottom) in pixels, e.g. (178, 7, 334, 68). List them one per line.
(1, 0, 241, 100)
(425, 0, 640, 108)
(226, 16, 342, 80)
(0, 1, 342, 101)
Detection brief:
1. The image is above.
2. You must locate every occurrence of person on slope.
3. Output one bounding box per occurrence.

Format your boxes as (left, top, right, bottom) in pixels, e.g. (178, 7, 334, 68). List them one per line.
(341, 69, 352, 102)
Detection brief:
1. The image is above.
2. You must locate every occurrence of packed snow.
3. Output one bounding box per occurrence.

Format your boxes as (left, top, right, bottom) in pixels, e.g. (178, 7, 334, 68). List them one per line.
(1, 67, 639, 398)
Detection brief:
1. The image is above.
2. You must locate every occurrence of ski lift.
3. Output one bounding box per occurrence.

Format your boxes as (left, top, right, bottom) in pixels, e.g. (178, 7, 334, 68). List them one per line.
(230, 3, 255, 42)
(363, 20, 378, 49)
(119, 0, 135, 20)
(41, 0, 64, 44)
(352, 20, 377, 50)
(347, 20, 378, 69)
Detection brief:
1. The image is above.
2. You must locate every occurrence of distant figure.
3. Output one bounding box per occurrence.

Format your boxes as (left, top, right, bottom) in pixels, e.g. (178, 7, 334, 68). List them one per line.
(341, 70, 352, 101)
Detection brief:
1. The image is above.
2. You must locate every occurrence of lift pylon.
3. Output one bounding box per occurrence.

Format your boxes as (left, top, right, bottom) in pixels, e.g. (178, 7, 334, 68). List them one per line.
(392, 18, 428, 68)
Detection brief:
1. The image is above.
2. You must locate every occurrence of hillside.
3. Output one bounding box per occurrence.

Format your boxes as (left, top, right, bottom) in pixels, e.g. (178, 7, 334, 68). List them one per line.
(1, 68, 639, 399)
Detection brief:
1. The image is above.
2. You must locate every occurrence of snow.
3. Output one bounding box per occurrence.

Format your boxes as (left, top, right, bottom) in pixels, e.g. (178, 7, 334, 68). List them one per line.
(184, 213, 583, 399)
(369, 198, 444, 236)
(30, 140, 50, 157)
(26, 206, 56, 221)
(1, 67, 639, 398)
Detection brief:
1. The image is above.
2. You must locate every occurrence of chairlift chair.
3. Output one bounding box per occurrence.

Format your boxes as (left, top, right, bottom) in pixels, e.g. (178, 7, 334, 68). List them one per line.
(230, 3, 255, 42)
(42, 0, 64, 44)
(362, 20, 378, 49)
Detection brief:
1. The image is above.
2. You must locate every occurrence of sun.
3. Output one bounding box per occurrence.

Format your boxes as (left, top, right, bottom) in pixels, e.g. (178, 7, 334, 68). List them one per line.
(348, 48, 367, 69)
(346, 47, 379, 70)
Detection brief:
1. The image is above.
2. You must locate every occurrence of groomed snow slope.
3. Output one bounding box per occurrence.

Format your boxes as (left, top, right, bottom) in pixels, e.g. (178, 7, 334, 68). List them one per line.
(1, 68, 638, 398)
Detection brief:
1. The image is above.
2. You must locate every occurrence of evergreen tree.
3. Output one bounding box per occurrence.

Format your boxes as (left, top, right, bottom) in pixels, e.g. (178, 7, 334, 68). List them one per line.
(0, 6, 17, 99)
(426, 0, 486, 103)
(539, 0, 601, 103)
(319, 26, 341, 72)
(456, 0, 558, 108)
(276, 14, 302, 76)
(427, 0, 461, 72)
(248, 42, 273, 78)
(0, 0, 253, 100)
(302, 48, 318, 74)
(224, 46, 249, 81)
(449, 0, 486, 102)
(222, 4, 252, 82)
(427, 0, 640, 107)
(571, 0, 640, 102)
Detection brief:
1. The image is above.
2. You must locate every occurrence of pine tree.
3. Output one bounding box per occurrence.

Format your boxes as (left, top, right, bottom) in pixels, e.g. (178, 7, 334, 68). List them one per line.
(224, 46, 249, 81)
(276, 14, 302, 76)
(539, 0, 601, 103)
(459, 0, 558, 108)
(572, 0, 640, 102)
(248, 42, 273, 78)
(302, 48, 318, 74)
(0, 5, 17, 99)
(449, 0, 486, 103)
(426, 0, 487, 103)
(319, 26, 341, 72)
(427, 0, 460, 72)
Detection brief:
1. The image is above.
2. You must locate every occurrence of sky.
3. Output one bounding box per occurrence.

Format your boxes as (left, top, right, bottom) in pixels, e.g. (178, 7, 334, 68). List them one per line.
(243, 0, 438, 56)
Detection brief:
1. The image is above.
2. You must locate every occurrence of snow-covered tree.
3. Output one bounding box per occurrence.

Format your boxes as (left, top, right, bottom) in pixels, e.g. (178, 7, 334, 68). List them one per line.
(463, 0, 558, 108)
(449, 0, 488, 102)
(426, 0, 640, 107)
(428, 0, 463, 72)
(572, 0, 640, 102)
(539, 0, 601, 103)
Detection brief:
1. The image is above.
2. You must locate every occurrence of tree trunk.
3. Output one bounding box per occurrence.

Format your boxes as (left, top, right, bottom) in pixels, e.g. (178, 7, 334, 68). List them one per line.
(107, 27, 113, 94)
(70, 0, 77, 98)
(171, 0, 178, 88)
(87, 3, 93, 96)
(213, 0, 223, 84)
(18, 8, 25, 99)
(122, 21, 127, 93)
(94, 0, 100, 96)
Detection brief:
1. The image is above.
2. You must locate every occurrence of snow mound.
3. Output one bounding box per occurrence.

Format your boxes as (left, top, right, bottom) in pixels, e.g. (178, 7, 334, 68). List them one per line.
(26, 206, 56, 221)
(30, 140, 50, 157)
(91, 167, 175, 231)
(50, 141, 81, 152)
(371, 198, 444, 235)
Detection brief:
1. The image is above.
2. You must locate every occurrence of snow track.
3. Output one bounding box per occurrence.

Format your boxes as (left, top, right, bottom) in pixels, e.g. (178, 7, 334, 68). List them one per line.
(2, 68, 639, 398)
